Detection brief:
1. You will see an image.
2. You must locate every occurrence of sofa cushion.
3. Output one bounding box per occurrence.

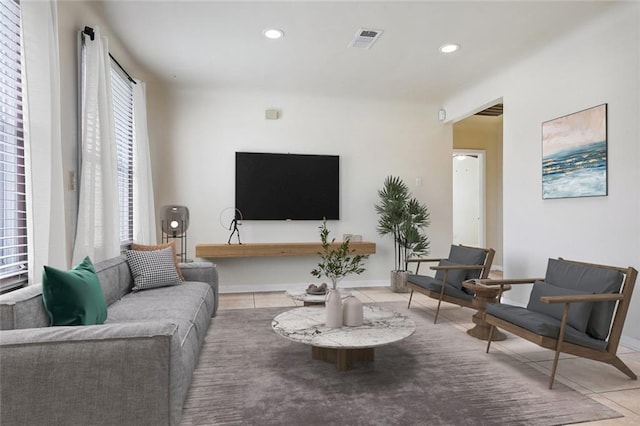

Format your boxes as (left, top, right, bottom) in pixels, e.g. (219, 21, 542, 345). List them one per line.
(527, 281, 593, 333)
(434, 260, 468, 290)
(107, 282, 214, 344)
(407, 274, 473, 302)
(486, 303, 607, 351)
(94, 255, 134, 306)
(126, 247, 182, 291)
(42, 257, 108, 326)
(131, 241, 185, 281)
(545, 259, 623, 339)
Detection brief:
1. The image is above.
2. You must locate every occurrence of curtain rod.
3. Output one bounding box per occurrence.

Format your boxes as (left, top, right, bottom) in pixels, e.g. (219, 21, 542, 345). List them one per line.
(83, 26, 137, 85)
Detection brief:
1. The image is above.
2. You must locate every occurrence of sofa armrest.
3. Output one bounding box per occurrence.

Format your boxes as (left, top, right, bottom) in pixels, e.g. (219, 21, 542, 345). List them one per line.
(179, 261, 219, 316)
(0, 322, 183, 426)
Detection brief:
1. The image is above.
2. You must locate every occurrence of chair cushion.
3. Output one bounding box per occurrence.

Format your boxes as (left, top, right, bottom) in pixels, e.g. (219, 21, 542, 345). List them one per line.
(126, 247, 182, 291)
(407, 274, 473, 302)
(448, 245, 487, 280)
(41, 257, 108, 326)
(526, 281, 593, 333)
(545, 259, 624, 339)
(434, 260, 468, 290)
(486, 303, 607, 351)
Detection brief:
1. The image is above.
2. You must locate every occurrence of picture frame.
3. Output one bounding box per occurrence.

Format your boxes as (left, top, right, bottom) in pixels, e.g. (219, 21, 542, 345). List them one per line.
(542, 103, 608, 199)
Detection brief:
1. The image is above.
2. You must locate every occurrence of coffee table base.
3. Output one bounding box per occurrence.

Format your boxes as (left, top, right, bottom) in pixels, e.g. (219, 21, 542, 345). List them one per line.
(311, 346, 375, 371)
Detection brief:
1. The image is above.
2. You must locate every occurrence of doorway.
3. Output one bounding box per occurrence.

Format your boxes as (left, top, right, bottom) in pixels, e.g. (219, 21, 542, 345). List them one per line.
(452, 150, 485, 248)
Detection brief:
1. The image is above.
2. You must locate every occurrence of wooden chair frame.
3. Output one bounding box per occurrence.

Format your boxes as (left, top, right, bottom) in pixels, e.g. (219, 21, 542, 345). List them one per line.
(406, 245, 496, 324)
(483, 258, 638, 389)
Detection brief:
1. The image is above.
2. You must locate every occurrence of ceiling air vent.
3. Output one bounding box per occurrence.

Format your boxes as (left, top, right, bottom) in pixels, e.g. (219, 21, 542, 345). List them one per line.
(475, 104, 504, 117)
(349, 28, 383, 49)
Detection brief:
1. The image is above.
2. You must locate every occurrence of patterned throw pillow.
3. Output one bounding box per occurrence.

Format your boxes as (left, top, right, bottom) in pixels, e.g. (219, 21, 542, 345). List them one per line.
(126, 246, 182, 291)
(130, 241, 185, 281)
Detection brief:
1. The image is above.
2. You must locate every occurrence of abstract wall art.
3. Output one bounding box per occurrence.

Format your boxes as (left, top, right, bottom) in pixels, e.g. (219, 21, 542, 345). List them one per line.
(542, 104, 608, 199)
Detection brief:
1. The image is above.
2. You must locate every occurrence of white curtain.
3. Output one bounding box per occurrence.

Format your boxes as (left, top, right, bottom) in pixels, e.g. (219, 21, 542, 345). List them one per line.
(21, 0, 68, 282)
(132, 79, 157, 244)
(72, 27, 120, 265)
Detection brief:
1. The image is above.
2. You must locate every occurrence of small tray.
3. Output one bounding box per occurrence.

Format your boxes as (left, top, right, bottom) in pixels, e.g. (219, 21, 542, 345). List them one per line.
(305, 290, 327, 296)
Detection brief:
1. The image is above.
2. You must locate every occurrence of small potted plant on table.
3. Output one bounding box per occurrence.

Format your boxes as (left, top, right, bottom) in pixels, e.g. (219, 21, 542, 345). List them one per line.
(311, 219, 368, 290)
(311, 219, 369, 327)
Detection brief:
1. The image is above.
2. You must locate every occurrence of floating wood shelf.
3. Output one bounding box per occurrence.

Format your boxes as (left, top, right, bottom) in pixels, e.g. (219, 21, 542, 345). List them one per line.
(195, 242, 376, 259)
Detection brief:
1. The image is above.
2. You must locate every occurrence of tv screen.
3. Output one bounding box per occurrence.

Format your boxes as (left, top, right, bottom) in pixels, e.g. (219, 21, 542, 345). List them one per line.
(235, 152, 340, 220)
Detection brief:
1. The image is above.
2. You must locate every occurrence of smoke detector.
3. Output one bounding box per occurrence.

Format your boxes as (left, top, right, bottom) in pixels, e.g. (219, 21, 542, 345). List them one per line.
(349, 28, 383, 49)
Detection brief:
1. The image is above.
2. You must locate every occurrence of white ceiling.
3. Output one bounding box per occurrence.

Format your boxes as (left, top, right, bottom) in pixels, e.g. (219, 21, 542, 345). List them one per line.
(94, 0, 619, 102)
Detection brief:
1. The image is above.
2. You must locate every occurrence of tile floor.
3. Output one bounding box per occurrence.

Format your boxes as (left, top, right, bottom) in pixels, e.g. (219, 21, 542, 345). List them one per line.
(218, 286, 640, 425)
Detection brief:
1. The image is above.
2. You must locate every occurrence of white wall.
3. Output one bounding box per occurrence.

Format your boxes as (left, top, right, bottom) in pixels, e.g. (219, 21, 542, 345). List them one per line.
(157, 88, 452, 291)
(443, 4, 640, 343)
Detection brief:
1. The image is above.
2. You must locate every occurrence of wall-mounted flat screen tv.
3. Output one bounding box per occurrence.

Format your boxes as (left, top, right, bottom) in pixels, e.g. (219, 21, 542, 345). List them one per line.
(235, 152, 340, 220)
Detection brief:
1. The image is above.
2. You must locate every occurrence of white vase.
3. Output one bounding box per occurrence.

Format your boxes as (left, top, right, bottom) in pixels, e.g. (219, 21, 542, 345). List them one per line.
(325, 288, 343, 328)
(343, 296, 363, 327)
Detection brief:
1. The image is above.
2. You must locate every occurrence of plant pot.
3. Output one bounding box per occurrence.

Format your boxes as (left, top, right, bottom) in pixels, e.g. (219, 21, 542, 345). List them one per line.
(390, 270, 410, 293)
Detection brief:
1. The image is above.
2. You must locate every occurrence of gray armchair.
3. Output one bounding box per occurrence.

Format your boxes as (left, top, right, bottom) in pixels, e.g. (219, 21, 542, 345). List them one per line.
(483, 258, 637, 389)
(406, 245, 495, 323)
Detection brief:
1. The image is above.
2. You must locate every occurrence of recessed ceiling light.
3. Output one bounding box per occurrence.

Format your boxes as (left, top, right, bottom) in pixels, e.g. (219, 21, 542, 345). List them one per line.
(263, 28, 284, 39)
(439, 44, 460, 54)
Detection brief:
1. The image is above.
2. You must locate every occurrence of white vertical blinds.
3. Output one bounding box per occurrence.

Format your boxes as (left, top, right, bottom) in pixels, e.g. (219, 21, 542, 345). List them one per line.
(111, 63, 134, 246)
(0, 0, 28, 290)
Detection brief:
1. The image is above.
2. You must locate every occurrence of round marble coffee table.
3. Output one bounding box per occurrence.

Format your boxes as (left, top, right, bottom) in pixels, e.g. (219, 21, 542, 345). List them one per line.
(272, 305, 416, 371)
(285, 289, 352, 306)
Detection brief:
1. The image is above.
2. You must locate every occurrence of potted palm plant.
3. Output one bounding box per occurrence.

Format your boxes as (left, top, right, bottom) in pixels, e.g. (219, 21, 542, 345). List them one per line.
(375, 176, 430, 292)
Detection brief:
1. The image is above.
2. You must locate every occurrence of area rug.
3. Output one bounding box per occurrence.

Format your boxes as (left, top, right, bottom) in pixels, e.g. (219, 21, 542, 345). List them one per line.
(180, 302, 621, 425)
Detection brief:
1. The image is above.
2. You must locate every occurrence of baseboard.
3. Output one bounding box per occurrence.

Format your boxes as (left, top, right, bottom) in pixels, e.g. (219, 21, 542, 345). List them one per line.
(620, 335, 640, 351)
(219, 279, 390, 294)
(491, 265, 504, 272)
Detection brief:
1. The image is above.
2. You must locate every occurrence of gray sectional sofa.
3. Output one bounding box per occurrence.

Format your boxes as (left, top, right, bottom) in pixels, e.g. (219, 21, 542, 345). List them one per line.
(0, 255, 218, 426)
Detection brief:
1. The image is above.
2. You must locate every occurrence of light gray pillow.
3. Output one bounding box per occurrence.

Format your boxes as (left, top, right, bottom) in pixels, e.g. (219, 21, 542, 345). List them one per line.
(126, 246, 182, 291)
(526, 280, 593, 333)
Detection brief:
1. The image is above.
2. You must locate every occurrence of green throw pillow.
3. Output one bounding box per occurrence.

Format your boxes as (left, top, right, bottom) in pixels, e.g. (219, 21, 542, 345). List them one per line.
(42, 257, 108, 326)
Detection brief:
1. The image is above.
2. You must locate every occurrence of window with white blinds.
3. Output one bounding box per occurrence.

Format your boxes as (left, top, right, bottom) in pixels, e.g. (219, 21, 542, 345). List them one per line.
(111, 63, 134, 246)
(0, 0, 28, 292)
